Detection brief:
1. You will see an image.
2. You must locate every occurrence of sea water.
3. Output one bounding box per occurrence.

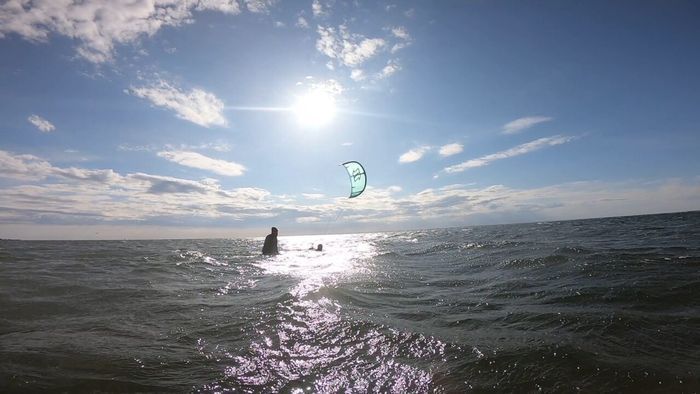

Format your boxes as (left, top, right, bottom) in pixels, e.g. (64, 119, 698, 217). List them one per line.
(1, 211, 699, 392)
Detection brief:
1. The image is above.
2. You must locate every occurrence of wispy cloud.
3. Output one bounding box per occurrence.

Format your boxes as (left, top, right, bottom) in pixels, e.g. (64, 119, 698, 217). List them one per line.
(315, 21, 410, 81)
(0, 149, 117, 182)
(316, 25, 385, 67)
(302, 193, 325, 200)
(129, 81, 227, 128)
(378, 59, 401, 79)
(391, 26, 410, 40)
(399, 146, 431, 163)
(0, 0, 242, 63)
(130, 172, 214, 194)
(27, 114, 55, 132)
(312, 0, 330, 18)
(157, 151, 245, 176)
(244, 0, 276, 13)
(389, 26, 412, 53)
(350, 69, 366, 81)
(118, 141, 232, 153)
(296, 16, 310, 29)
(439, 143, 463, 157)
(296, 216, 321, 223)
(0, 150, 60, 181)
(502, 116, 552, 134)
(444, 136, 574, 173)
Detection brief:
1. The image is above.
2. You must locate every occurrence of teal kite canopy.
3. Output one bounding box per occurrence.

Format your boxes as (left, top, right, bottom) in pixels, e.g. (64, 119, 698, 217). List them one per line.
(342, 161, 367, 198)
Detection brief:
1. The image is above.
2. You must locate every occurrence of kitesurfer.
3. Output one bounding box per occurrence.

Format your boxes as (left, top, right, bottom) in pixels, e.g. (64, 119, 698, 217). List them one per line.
(262, 227, 279, 255)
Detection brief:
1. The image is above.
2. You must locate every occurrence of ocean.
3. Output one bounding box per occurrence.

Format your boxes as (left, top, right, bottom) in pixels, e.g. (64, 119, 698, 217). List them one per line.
(1, 211, 699, 393)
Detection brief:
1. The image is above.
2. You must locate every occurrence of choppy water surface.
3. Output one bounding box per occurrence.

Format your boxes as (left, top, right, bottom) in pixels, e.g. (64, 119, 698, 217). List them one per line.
(1, 211, 699, 392)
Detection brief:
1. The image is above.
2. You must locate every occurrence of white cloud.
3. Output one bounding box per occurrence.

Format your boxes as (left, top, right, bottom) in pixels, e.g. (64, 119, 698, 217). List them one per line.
(0, 0, 242, 63)
(502, 116, 553, 134)
(1, 150, 699, 238)
(312, 0, 329, 17)
(391, 42, 409, 54)
(341, 142, 353, 146)
(391, 26, 410, 40)
(311, 79, 344, 96)
(129, 172, 214, 194)
(378, 59, 401, 79)
(244, 0, 276, 13)
(0, 150, 273, 232)
(444, 135, 574, 173)
(296, 16, 309, 29)
(296, 216, 321, 223)
(350, 69, 366, 81)
(0, 149, 118, 182)
(302, 193, 325, 199)
(157, 150, 245, 176)
(0, 150, 56, 180)
(27, 114, 55, 132)
(399, 146, 430, 163)
(197, 0, 241, 14)
(129, 80, 227, 128)
(316, 25, 385, 67)
(439, 143, 463, 157)
(120, 141, 232, 153)
(330, 179, 700, 230)
(317, 24, 408, 82)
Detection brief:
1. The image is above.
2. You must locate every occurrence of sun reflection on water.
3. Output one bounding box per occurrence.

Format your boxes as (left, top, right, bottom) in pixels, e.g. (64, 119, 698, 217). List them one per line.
(204, 233, 444, 392)
(257, 234, 375, 295)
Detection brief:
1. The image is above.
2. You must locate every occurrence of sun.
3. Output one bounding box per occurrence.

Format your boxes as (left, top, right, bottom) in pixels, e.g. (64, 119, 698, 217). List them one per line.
(292, 90, 337, 128)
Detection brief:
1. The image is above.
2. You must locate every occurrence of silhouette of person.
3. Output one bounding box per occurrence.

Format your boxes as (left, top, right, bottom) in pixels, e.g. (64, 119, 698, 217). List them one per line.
(262, 227, 279, 255)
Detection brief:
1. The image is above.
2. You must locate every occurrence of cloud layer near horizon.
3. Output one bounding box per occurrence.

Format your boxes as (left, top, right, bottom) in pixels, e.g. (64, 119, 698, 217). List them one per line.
(1, 149, 698, 239)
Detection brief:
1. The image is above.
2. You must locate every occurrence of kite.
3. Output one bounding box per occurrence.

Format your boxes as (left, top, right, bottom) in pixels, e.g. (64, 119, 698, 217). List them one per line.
(341, 161, 366, 198)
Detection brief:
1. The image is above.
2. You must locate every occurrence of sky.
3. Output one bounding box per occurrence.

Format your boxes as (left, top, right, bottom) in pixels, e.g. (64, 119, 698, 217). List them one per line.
(0, 0, 699, 240)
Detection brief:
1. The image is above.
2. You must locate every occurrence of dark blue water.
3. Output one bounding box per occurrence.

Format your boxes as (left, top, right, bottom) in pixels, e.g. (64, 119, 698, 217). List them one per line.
(1, 211, 699, 392)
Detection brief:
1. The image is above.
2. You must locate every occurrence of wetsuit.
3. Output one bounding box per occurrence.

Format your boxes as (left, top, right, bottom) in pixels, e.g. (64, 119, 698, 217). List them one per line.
(262, 234, 278, 255)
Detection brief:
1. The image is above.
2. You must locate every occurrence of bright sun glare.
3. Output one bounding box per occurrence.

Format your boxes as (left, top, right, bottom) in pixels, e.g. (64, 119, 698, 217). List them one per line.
(293, 90, 337, 128)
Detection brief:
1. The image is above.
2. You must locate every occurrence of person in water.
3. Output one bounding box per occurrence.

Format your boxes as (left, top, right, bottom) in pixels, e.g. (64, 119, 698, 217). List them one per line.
(309, 244, 323, 251)
(262, 227, 279, 255)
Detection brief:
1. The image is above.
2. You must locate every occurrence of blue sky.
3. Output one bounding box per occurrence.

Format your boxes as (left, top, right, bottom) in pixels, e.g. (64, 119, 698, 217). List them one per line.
(1, 0, 699, 239)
